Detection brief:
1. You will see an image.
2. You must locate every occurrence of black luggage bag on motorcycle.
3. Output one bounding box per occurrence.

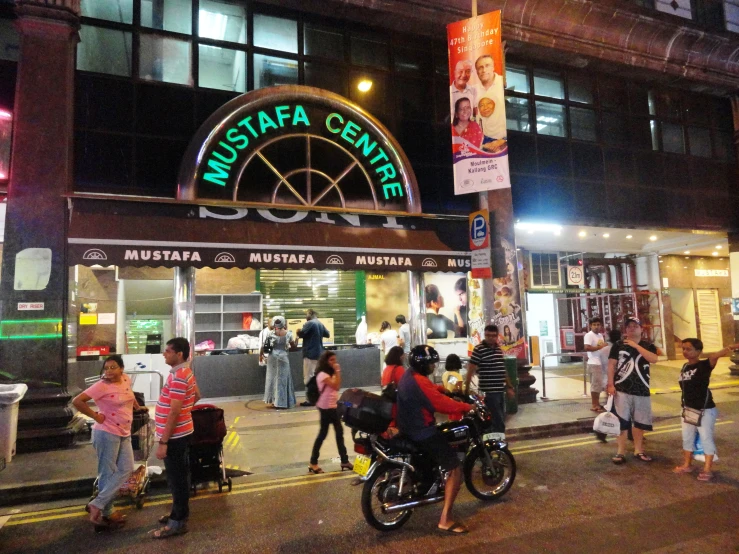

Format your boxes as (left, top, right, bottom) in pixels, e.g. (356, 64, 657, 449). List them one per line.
(337, 388, 393, 434)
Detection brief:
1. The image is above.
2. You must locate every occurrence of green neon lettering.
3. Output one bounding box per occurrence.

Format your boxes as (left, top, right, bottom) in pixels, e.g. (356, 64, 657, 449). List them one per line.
(274, 105, 291, 127)
(292, 105, 310, 127)
(375, 162, 397, 183)
(202, 159, 231, 186)
(237, 116, 259, 138)
(370, 148, 389, 165)
(325, 113, 343, 133)
(258, 111, 278, 134)
(341, 121, 361, 144)
(226, 128, 249, 149)
(354, 133, 377, 157)
(382, 182, 404, 199)
(212, 141, 238, 164)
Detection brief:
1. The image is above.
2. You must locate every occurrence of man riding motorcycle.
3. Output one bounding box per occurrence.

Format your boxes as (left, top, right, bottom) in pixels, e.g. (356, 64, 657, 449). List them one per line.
(396, 345, 471, 535)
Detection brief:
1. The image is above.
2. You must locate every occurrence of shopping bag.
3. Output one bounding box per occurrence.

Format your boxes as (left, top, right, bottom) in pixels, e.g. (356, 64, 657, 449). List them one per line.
(593, 396, 620, 436)
(693, 435, 719, 463)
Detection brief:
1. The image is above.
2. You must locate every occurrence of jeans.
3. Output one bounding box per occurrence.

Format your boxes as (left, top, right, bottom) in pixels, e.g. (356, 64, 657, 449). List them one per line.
(90, 430, 134, 516)
(310, 408, 349, 465)
(164, 436, 191, 525)
(484, 392, 506, 434)
(682, 407, 718, 455)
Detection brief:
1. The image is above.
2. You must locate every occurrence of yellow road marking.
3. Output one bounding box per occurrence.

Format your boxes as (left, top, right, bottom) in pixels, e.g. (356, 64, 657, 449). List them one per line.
(5, 473, 356, 527)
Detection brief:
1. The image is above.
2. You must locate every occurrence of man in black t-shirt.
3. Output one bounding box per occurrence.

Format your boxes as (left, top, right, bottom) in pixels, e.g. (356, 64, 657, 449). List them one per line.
(606, 317, 658, 464)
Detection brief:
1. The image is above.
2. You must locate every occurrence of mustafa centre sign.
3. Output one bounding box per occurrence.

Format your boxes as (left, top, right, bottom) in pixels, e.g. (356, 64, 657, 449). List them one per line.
(178, 86, 421, 214)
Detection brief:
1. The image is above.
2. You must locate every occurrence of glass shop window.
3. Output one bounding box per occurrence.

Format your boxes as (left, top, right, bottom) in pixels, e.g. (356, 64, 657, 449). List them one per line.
(78, 25, 133, 77)
(253, 54, 298, 89)
(199, 0, 246, 44)
(198, 45, 246, 93)
(80, 0, 133, 24)
(535, 101, 567, 137)
(505, 96, 530, 132)
(141, 0, 192, 35)
(533, 70, 564, 100)
(253, 14, 298, 54)
(139, 34, 192, 86)
(304, 24, 343, 60)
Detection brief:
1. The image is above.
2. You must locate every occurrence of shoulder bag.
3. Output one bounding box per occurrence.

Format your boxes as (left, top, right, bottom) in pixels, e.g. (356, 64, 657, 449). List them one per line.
(682, 386, 709, 426)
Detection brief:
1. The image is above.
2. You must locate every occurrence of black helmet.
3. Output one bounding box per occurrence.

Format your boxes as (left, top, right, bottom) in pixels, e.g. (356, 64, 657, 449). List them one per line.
(409, 345, 440, 376)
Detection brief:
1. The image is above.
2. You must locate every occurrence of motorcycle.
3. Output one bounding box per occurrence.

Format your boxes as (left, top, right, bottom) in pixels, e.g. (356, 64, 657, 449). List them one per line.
(351, 394, 516, 531)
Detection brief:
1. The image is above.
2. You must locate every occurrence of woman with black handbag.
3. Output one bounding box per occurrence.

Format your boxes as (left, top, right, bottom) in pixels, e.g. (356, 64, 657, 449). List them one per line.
(673, 338, 739, 481)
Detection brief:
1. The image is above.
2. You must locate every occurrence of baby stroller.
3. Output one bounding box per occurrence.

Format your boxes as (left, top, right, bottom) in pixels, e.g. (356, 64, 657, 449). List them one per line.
(190, 404, 232, 493)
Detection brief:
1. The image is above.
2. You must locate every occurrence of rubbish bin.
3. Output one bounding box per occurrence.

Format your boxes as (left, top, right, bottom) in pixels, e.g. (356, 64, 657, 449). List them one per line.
(504, 357, 519, 414)
(0, 383, 28, 464)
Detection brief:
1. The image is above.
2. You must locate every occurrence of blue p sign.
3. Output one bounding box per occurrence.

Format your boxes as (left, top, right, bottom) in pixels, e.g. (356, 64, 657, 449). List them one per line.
(470, 214, 487, 248)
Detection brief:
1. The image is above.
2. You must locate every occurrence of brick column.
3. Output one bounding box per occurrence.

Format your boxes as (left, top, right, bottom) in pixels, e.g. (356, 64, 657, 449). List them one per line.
(0, 0, 80, 451)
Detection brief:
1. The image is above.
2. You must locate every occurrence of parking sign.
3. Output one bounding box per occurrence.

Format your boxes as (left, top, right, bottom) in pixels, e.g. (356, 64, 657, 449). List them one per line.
(469, 210, 490, 250)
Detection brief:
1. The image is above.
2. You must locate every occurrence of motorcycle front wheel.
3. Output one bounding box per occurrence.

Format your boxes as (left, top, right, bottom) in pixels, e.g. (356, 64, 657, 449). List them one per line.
(361, 463, 413, 531)
(464, 445, 516, 501)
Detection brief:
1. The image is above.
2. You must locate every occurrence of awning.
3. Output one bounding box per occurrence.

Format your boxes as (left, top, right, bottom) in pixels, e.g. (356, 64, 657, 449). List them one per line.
(67, 199, 471, 272)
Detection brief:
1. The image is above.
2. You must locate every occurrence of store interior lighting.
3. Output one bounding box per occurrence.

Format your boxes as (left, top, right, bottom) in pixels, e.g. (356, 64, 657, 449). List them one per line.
(199, 10, 228, 40)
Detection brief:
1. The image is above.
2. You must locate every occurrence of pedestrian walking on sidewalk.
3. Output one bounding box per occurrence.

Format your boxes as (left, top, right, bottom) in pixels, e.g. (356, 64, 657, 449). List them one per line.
(606, 317, 658, 465)
(673, 338, 739, 481)
(584, 317, 611, 413)
(298, 308, 330, 406)
(152, 338, 201, 539)
(73, 355, 145, 529)
(308, 351, 352, 474)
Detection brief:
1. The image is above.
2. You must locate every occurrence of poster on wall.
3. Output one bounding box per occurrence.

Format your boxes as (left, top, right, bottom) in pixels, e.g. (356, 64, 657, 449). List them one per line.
(287, 317, 334, 346)
(467, 277, 484, 354)
(447, 10, 511, 195)
(423, 273, 468, 341)
(492, 238, 525, 357)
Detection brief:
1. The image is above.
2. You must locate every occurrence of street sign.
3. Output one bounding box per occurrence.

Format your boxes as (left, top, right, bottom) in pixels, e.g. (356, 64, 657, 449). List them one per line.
(17, 302, 43, 311)
(469, 210, 491, 278)
(566, 265, 584, 286)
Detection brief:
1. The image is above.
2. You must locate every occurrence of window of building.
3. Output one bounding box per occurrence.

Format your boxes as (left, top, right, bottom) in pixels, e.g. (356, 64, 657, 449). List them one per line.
(141, 0, 192, 35)
(506, 96, 530, 132)
(304, 62, 346, 96)
(253, 14, 298, 54)
(505, 65, 529, 94)
(78, 25, 133, 77)
(567, 74, 594, 104)
(253, 54, 298, 89)
(530, 252, 560, 287)
(655, 0, 693, 20)
(533, 70, 564, 99)
(570, 107, 597, 142)
(535, 101, 567, 137)
(0, 19, 20, 62)
(198, 45, 245, 92)
(81, 0, 134, 24)
(0, 107, 11, 181)
(304, 24, 344, 60)
(350, 36, 389, 69)
(394, 48, 430, 74)
(661, 122, 685, 154)
(139, 34, 191, 85)
(199, 0, 246, 44)
(688, 126, 712, 157)
(727, 0, 739, 32)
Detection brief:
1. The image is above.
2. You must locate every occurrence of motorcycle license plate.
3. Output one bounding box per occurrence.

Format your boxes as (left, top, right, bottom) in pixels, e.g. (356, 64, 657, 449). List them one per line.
(483, 432, 505, 442)
(353, 454, 372, 476)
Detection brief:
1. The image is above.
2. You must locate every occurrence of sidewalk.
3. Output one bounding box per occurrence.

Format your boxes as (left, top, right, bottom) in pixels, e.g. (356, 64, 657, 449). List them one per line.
(1, 359, 736, 507)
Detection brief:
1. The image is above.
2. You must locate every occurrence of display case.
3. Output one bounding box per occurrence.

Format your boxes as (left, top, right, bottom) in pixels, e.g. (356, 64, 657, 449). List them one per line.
(194, 293, 263, 350)
(126, 320, 164, 354)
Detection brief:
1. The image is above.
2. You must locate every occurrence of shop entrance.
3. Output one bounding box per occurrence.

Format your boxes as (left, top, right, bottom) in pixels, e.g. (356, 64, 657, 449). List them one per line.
(696, 289, 722, 351)
(670, 288, 697, 357)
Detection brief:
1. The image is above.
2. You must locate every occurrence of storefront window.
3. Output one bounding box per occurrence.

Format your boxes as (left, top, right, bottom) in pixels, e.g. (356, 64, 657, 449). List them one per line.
(141, 0, 192, 35)
(0, 108, 11, 182)
(81, 0, 133, 24)
(253, 14, 298, 54)
(535, 101, 567, 137)
(199, 0, 246, 44)
(505, 96, 530, 132)
(78, 26, 133, 77)
(570, 107, 597, 142)
(0, 19, 19, 62)
(139, 34, 192, 85)
(198, 45, 246, 93)
(253, 54, 298, 89)
(533, 70, 564, 100)
(304, 23, 344, 60)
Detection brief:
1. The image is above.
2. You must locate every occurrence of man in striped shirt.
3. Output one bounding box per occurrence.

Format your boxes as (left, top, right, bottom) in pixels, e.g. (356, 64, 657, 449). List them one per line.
(464, 325, 515, 436)
(153, 337, 200, 539)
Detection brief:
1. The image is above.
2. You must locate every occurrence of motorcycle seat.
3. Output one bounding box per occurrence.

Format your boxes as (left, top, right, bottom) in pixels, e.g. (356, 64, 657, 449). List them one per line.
(387, 436, 419, 454)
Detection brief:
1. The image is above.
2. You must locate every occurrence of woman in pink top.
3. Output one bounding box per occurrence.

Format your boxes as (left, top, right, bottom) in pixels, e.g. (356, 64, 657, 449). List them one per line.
(308, 351, 352, 474)
(72, 355, 144, 529)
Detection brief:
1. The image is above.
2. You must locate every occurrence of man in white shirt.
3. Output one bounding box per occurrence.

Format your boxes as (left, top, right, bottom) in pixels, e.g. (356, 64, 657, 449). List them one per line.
(584, 317, 610, 412)
(474, 54, 507, 153)
(449, 59, 477, 121)
(258, 320, 273, 367)
(396, 314, 411, 356)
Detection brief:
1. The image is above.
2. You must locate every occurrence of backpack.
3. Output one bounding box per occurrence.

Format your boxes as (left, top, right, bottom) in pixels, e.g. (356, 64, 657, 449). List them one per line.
(262, 334, 276, 355)
(381, 382, 398, 403)
(305, 374, 321, 405)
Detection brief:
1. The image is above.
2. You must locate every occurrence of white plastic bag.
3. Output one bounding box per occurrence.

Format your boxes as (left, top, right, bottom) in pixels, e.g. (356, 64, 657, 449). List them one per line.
(693, 435, 719, 463)
(355, 315, 368, 345)
(593, 395, 620, 436)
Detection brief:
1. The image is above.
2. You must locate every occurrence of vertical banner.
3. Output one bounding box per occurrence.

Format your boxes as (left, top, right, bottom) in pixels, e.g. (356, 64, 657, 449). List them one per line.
(469, 209, 492, 279)
(492, 238, 525, 357)
(447, 11, 511, 195)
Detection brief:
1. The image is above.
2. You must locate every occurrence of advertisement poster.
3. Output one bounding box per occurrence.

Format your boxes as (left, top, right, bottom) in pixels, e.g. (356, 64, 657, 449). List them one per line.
(492, 238, 524, 357)
(447, 11, 511, 195)
(423, 273, 468, 340)
(467, 277, 484, 354)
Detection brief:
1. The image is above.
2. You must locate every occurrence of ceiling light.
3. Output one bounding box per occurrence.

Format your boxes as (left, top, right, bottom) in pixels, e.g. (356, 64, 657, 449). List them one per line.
(649, 235, 657, 241)
(578, 231, 587, 238)
(659, 260, 663, 263)
(684, 251, 690, 254)
(199, 10, 228, 40)
(515, 222, 563, 235)
(716, 245, 723, 249)
(357, 80, 373, 92)
(684, 266, 688, 269)
(602, 233, 610, 238)
(626, 235, 633, 239)
(712, 252, 718, 256)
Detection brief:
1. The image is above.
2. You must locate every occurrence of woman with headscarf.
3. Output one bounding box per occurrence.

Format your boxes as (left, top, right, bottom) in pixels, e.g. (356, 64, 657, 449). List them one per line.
(267, 316, 297, 409)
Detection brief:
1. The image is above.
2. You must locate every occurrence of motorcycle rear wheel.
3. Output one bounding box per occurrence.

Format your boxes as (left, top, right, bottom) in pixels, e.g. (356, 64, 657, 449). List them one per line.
(464, 445, 516, 501)
(361, 463, 413, 531)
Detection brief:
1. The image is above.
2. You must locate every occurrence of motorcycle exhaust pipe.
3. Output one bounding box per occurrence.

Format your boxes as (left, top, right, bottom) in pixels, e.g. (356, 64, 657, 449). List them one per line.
(382, 495, 445, 513)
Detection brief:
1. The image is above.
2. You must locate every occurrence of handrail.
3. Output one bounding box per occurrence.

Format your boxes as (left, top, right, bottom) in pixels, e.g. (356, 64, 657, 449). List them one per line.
(539, 352, 589, 401)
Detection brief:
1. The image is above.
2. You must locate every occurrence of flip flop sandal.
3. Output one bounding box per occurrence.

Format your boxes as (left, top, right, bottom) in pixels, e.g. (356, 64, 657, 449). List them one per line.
(152, 525, 189, 539)
(672, 466, 694, 474)
(697, 472, 714, 482)
(634, 453, 653, 462)
(158, 514, 170, 524)
(612, 454, 626, 465)
(438, 522, 469, 535)
(590, 407, 606, 413)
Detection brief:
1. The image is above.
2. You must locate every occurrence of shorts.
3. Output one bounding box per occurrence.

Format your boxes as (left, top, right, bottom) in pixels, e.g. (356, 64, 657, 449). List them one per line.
(613, 392, 653, 431)
(413, 431, 460, 472)
(588, 364, 605, 394)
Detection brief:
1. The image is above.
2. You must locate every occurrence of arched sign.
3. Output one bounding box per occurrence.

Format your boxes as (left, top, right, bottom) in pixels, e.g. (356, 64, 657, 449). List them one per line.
(178, 86, 421, 214)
